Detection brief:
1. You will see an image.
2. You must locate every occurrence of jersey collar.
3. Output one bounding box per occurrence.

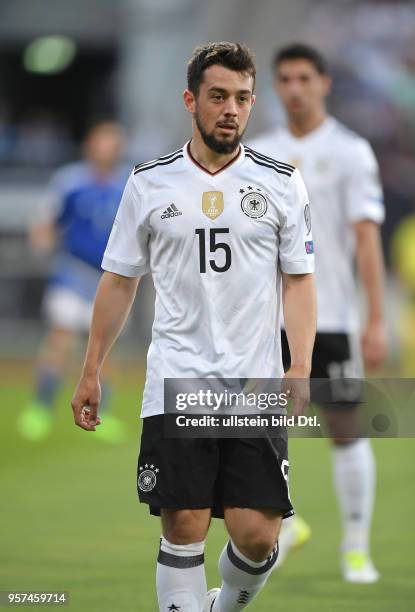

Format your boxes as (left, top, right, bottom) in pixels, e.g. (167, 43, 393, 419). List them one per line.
(183, 140, 245, 179)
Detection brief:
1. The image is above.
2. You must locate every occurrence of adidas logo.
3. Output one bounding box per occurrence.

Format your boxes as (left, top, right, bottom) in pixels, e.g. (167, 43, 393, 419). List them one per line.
(161, 204, 182, 219)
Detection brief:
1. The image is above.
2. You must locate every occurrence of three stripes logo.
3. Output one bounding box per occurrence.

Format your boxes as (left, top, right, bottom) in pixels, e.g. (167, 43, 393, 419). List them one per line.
(161, 204, 182, 219)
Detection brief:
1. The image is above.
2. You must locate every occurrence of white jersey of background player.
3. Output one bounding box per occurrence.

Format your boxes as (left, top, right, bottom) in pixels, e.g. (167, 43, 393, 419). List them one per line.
(252, 117, 383, 336)
(249, 44, 387, 584)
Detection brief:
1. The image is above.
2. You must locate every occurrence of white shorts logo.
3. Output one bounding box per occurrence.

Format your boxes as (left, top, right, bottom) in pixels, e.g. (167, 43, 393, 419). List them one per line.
(138, 465, 158, 492)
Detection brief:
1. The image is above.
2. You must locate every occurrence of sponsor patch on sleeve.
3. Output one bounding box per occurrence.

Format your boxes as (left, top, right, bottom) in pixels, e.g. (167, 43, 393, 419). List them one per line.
(305, 240, 314, 254)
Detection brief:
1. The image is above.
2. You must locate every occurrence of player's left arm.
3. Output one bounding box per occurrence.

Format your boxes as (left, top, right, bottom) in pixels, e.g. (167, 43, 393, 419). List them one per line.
(345, 139, 387, 372)
(282, 272, 316, 416)
(279, 169, 317, 414)
(282, 271, 316, 379)
(354, 219, 387, 371)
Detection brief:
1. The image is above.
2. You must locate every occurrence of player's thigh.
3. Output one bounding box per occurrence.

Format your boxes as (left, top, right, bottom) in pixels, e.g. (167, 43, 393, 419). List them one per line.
(42, 286, 93, 334)
(137, 415, 219, 514)
(324, 406, 361, 442)
(39, 326, 77, 367)
(161, 508, 211, 544)
(217, 435, 293, 520)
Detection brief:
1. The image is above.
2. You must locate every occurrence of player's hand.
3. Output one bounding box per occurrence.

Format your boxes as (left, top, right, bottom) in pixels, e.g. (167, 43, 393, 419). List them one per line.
(361, 320, 387, 372)
(283, 366, 310, 417)
(71, 375, 102, 431)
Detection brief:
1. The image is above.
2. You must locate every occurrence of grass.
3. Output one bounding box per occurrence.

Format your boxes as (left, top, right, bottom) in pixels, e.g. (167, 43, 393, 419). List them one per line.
(0, 368, 414, 611)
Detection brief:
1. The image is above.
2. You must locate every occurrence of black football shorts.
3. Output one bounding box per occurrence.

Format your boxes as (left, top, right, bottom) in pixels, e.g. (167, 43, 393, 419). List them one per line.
(281, 330, 363, 410)
(137, 415, 293, 519)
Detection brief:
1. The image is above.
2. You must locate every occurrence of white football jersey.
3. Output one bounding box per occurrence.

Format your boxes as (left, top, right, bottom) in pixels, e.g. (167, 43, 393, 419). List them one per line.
(102, 142, 314, 417)
(249, 117, 384, 333)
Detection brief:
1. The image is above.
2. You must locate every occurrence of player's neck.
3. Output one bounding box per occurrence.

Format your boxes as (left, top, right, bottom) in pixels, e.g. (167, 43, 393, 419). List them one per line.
(287, 110, 327, 138)
(189, 133, 240, 174)
(91, 160, 116, 178)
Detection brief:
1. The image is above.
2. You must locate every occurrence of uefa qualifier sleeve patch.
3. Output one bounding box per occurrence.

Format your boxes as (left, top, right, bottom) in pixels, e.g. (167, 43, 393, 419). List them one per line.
(305, 240, 314, 254)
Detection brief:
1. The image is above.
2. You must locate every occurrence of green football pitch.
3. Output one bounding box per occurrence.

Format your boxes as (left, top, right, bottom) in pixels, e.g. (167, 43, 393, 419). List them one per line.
(1, 366, 414, 612)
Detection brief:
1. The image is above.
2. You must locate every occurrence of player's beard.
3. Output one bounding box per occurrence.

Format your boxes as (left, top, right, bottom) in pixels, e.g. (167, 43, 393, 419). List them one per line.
(195, 110, 244, 154)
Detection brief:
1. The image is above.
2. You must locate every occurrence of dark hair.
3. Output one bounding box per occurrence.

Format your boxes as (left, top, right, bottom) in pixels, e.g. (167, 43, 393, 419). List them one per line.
(187, 42, 256, 95)
(273, 43, 328, 74)
(83, 116, 119, 139)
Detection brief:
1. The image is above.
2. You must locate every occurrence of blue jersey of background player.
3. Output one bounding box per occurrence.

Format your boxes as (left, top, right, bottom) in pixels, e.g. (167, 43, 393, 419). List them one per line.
(48, 159, 129, 300)
(18, 120, 130, 442)
(44, 122, 130, 302)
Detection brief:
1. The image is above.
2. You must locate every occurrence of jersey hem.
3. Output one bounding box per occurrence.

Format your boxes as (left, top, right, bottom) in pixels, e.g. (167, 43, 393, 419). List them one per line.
(347, 208, 385, 225)
(279, 259, 314, 274)
(101, 255, 149, 277)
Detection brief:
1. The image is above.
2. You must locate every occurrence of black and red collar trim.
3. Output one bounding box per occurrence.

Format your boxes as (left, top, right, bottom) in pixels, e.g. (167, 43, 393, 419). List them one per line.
(186, 141, 242, 176)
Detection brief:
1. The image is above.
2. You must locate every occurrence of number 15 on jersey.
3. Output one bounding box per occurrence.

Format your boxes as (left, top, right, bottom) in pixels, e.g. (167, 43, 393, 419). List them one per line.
(195, 228, 232, 273)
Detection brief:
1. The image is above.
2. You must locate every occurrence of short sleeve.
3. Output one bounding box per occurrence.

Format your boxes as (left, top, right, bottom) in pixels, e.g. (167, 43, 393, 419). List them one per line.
(101, 172, 150, 277)
(344, 140, 384, 225)
(278, 168, 315, 275)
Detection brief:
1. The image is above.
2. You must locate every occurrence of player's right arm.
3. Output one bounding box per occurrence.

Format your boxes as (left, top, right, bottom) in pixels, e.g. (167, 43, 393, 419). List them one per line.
(71, 272, 140, 430)
(29, 167, 69, 254)
(72, 171, 150, 431)
(29, 221, 57, 254)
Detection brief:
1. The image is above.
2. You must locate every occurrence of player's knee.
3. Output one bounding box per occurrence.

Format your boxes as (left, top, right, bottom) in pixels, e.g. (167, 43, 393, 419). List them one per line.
(43, 328, 73, 364)
(162, 509, 209, 544)
(235, 531, 276, 563)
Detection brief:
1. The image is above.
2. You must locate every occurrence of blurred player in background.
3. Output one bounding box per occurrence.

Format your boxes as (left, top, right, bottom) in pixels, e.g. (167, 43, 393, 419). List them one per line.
(17, 120, 130, 443)
(71, 42, 316, 611)
(249, 44, 387, 583)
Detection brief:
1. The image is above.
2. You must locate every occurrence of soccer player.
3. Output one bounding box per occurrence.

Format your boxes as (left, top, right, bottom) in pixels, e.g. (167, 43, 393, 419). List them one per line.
(71, 42, 316, 611)
(249, 43, 387, 583)
(18, 120, 130, 442)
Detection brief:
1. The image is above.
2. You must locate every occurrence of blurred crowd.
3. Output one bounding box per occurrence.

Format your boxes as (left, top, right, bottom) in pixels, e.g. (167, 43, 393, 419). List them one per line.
(0, 102, 75, 166)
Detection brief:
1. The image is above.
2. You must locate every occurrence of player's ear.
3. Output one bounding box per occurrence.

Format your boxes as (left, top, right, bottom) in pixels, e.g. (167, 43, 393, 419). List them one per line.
(251, 94, 256, 107)
(183, 89, 196, 114)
